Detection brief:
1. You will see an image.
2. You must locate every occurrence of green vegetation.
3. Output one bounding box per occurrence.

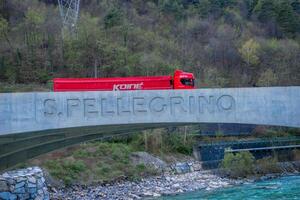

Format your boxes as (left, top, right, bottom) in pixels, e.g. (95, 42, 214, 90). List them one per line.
(118, 128, 196, 156)
(40, 128, 195, 185)
(221, 151, 255, 178)
(43, 142, 158, 185)
(0, 82, 50, 93)
(31, 126, 300, 183)
(221, 149, 300, 178)
(0, 0, 299, 88)
(45, 159, 87, 185)
(252, 127, 300, 138)
(292, 149, 300, 161)
(256, 156, 281, 175)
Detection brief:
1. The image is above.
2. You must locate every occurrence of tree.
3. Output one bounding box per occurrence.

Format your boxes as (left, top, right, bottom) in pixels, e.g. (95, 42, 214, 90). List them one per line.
(276, 0, 299, 35)
(239, 38, 260, 66)
(0, 17, 15, 52)
(253, 0, 277, 22)
(0, 17, 8, 41)
(0, 17, 19, 83)
(104, 8, 123, 29)
(257, 69, 278, 86)
(239, 38, 261, 86)
(195, 0, 211, 17)
(221, 151, 255, 178)
(158, 0, 184, 19)
(203, 67, 229, 87)
(0, 0, 299, 87)
(291, 0, 300, 14)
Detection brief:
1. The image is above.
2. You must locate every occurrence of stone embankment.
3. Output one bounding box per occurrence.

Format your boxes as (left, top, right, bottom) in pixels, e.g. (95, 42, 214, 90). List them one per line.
(51, 153, 240, 199)
(0, 157, 239, 200)
(0, 167, 49, 200)
(50, 170, 238, 200)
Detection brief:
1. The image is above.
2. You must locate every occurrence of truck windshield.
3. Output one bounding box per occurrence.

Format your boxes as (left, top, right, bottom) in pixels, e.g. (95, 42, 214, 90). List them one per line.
(180, 78, 194, 86)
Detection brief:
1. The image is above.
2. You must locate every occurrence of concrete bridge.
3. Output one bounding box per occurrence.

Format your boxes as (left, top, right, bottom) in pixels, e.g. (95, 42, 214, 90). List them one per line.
(0, 87, 299, 170)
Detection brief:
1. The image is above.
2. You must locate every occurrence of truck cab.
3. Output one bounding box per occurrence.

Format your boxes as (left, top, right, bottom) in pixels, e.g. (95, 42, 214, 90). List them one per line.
(173, 69, 195, 89)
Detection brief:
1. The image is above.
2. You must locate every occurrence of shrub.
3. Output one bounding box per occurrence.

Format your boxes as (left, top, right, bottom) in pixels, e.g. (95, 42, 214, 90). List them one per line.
(161, 132, 195, 155)
(221, 151, 255, 178)
(128, 130, 196, 155)
(292, 149, 300, 161)
(255, 156, 281, 175)
(45, 159, 87, 185)
(73, 149, 91, 158)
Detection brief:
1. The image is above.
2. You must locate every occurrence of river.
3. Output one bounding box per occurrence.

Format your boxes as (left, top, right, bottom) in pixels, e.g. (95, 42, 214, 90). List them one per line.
(159, 175, 300, 200)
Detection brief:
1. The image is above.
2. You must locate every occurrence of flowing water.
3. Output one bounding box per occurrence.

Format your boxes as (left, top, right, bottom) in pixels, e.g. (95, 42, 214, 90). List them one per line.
(160, 175, 300, 200)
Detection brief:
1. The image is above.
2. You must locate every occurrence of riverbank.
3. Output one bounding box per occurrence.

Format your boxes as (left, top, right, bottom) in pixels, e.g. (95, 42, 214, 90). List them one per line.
(49, 170, 300, 200)
(159, 175, 300, 200)
(1, 165, 297, 200)
(49, 170, 240, 200)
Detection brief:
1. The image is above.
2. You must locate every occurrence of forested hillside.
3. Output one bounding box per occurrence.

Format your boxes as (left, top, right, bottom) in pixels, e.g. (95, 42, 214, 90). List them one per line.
(0, 0, 299, 87)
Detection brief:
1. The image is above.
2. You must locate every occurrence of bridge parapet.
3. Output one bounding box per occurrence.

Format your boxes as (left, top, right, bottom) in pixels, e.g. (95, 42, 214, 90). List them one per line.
(1, 87, 299, 136)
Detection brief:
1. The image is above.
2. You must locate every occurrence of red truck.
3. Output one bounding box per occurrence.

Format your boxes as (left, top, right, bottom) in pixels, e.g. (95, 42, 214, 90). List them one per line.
(53, 69, 195, 92)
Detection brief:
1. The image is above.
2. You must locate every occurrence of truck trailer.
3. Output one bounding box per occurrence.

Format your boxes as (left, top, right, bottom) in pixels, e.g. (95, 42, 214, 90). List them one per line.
(53, 69, 195, 92)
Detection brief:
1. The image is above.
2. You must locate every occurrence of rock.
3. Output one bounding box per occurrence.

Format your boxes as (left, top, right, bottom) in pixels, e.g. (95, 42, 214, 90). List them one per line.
(171, 162, 191, 174)
(130, 152, 168, 172)
(16, 193, 30, 200)
(142, 191, 153, 197)
(129, 193, 141, 199)
(172, 183, 180, 189)
(176, 189, 184, 193)
(13, 186, 25, 194)
(9, 185, 15, 191)
(7, 178, 15, 186)
(0, 192, 17, 200)
(165, 176, 171, 181)
(0, 167, 49, 200)
(45, 166, 243, 199)
(44, 192, 50, 200)
(28, 182, 36, 188)
(2, 173, 10, 179)
(153, 192, 161, 197)
(28, 187, 37, 194)
(28, 176, 36, 184)
(192, 162, 202, 171)
(16, 177, 26, 183)
(50, 187, 58, 193)
(0, 181, 9, 191)
(30, 193, 37, 199)
(37, 188, 44, 195)
(15, 181, 26, 189)
(34, 194, 45, 200)
(37, 179, 44, 188)
(32, 167, 42, 174)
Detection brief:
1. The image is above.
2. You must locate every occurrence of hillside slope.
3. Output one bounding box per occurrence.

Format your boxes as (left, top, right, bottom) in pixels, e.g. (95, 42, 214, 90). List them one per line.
(0, 0, 299, 87)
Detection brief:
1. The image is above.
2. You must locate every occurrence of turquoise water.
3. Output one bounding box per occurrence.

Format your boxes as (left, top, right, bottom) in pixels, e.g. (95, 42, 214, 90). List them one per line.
(160, 175, 300, 200)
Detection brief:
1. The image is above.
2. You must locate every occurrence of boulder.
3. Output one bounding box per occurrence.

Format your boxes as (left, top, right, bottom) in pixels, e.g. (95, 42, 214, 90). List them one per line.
(0, 192, 17, 200)
(0, 180, 9, 191)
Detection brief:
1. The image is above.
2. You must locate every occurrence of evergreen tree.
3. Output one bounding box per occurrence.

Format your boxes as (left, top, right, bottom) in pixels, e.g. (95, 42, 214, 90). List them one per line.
(253, 0, 277, 22)
(276, 0, 299, 35)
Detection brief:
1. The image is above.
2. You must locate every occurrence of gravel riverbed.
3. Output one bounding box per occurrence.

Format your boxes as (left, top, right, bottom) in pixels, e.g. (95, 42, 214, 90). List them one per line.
(50, 171, 241, 200)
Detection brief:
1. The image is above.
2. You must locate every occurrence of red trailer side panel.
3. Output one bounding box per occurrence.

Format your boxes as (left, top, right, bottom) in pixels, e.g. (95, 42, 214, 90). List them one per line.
(53, 76, 173, 92)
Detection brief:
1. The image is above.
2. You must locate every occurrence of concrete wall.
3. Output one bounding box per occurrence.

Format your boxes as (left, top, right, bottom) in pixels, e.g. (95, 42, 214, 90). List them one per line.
(1, 87, 300, 135)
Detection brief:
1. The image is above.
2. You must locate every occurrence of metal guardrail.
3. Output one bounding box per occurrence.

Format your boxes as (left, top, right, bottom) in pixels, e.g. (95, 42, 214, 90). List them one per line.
(225, 144, 300, 153)
(195, 136, 300, 169)
(197, 137, 300, 147)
